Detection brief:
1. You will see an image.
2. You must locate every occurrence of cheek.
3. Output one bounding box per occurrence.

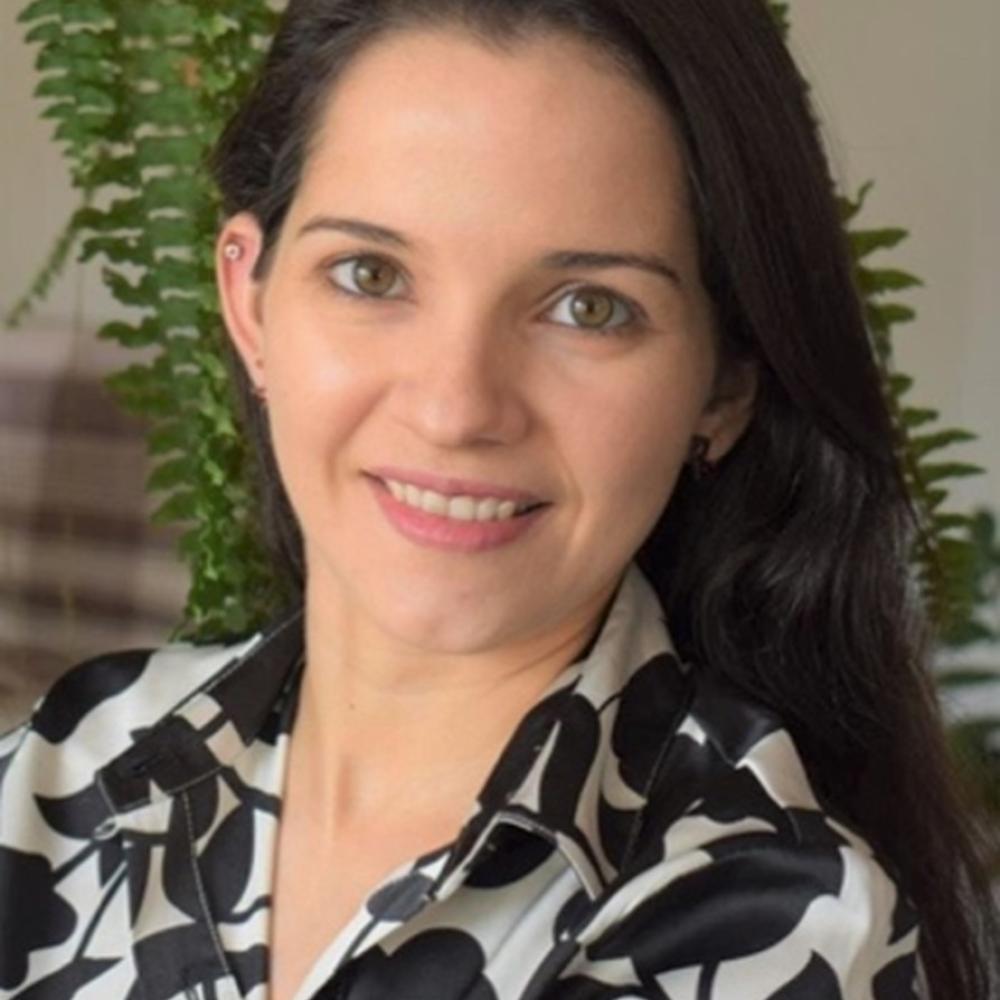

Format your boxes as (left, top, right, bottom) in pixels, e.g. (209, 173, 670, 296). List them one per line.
(561, 355, 711, 559)
(261, 316, 380, 487)
(578, 362, 707, 497)
(583, 407, 683, 519)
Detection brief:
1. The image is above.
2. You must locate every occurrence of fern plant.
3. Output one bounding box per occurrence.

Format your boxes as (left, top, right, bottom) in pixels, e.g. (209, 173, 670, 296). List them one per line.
(6, 0, 288, 637)
(841, 182, 986, 636)
(933, 509, 1000, 869)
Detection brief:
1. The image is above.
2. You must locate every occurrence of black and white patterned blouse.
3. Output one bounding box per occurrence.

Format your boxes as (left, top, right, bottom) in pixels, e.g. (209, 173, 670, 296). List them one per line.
(0, 562, 924, 999)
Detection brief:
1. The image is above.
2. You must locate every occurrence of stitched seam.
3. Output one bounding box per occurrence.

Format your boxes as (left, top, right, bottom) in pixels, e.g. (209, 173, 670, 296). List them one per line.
(181, 791, 232, 980)
(112, 651, 307, 813)
(137, 610, 297, 741)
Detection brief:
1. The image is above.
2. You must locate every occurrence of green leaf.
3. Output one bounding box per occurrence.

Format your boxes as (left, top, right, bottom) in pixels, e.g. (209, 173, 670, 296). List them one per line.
(934, 513, 975, 533)
(135, 134, 205, 168)
(101, 267, 160, 307)
(887, 373, 914, 396)
(857, 267, 924, 295)
(39, 99, 77, 121)
(201, 458, 228, 487)
(901, 406, 939, 429)
(145, 215, 198, 249)
(126, 49, 195, 89)
(79, 235, 150, 266)
(868, 302, 917, 327)
(125, 3, 201, 37)
(19, 0, 68, 22)
(84, 153, 139, 187)
(37, 28, 111, 62)
(159, 296, 200, 330)
(920, 462, 986, 485)
(151, 490, 199, 526)
(842, 180, 876, 221)
(105, 363, 174, 417)
(177, 527, 202, 561)
(194, 350, 229, 383)
(36, 48, 91, 74)
(143, 174, 202, 209)
(910, 429, 979, 459)
(925, 488, 949, 512)
(20, 0, 108, 24)
(940, 621, 998, 648)
(37, 76, 114, 113)
(196, 12, 240, 43)
(849, 227, 909, 259)
(24, 19, 64, 44)
(195, 61, 239, 95)
(148, 420, 189, 456)
(53, 112, 113, 145)
(936, 669, 1000, 689)
(147, 456, 191, 492)
(3, 208, 83, 328)
(131, 92, 201, 128)
(155, 255, 200, 291)
(98, 318, 161, 347)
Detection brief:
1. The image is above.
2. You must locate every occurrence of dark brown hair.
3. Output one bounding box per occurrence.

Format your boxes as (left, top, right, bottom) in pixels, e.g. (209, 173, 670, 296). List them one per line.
(211, 1, 1000, 995)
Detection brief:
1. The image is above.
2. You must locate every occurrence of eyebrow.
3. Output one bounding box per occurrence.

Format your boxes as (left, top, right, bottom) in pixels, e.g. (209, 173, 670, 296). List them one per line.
(296, 215, 682, 288)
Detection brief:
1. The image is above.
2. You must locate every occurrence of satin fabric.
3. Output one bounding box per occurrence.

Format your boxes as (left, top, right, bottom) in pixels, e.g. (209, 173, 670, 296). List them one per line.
(0, 562, 923, 999)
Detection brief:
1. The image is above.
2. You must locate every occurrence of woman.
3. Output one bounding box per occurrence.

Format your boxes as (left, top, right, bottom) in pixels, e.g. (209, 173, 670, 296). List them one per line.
(2, 0, 998, 997)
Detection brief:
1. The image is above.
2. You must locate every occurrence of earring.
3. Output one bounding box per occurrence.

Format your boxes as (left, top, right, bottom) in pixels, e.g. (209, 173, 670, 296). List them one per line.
(224, 241, 244, 261)
(687, 435, 716, 482)
(251, 382, 267, 405)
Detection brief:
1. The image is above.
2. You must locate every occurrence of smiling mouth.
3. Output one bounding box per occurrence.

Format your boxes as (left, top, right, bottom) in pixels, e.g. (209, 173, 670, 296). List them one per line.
(369, 474, 549, 520)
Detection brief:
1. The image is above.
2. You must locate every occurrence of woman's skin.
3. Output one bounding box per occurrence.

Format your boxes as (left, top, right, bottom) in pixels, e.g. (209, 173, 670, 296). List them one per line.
(216, 26, 756, 999)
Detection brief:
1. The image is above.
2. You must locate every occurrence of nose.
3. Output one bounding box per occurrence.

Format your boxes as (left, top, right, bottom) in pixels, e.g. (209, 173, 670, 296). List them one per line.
(390, 313, 530, 448)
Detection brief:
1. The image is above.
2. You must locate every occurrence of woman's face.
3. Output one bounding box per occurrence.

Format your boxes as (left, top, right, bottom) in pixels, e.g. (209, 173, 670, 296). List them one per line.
(219, 28, 754, 655)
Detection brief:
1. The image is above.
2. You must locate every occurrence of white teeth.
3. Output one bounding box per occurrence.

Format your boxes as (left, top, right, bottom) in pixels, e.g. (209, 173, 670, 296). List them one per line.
(383, 477, 530, 521)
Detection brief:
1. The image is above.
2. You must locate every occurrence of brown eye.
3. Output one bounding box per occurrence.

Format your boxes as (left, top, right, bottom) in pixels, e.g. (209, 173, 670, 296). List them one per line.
(570, 290, 616, 327)
(327, 254, 405, 298)
(550, 286, 641, 336)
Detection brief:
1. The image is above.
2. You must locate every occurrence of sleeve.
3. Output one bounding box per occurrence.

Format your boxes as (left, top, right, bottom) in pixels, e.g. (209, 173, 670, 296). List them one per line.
(553, 836, 922, 1000)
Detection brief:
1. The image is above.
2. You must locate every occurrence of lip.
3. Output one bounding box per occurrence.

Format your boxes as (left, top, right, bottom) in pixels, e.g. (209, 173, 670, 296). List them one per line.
(365, 465, 545, 503)
(367, 476, 550, 553)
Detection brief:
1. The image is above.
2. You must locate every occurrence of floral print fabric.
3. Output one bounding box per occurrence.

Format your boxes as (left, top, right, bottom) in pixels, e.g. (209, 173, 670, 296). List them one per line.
(0, 562, 923, 999)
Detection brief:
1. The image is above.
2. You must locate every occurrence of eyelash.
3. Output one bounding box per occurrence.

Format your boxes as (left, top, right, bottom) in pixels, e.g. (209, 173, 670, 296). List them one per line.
(322, 254, 648, 337)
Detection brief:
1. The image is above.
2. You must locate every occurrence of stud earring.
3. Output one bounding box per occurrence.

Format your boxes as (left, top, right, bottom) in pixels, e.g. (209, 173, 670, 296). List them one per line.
(224, 241, 244, 261)
(687, 435, 716, 482)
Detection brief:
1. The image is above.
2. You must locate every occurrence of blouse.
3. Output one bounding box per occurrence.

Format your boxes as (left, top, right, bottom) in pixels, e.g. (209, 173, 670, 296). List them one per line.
(0, 561, 924, 999)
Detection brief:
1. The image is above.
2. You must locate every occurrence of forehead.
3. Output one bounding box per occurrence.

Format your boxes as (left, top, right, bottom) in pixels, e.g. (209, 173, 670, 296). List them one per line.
(289, 27, 692, 255)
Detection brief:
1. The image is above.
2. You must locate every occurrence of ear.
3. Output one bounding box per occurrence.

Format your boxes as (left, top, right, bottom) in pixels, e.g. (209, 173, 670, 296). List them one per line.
(693, 358, 758, 463)
(215, 212, 268, 392)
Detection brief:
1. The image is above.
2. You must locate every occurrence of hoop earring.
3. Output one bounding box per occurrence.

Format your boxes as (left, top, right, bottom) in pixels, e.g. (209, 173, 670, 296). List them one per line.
(687, 435, 716, 482)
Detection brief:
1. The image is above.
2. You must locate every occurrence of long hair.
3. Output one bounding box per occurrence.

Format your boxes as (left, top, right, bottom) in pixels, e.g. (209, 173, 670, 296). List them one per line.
(210, 1, 1000, 995)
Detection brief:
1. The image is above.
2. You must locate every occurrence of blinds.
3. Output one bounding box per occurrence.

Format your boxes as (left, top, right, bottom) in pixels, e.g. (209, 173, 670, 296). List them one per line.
(0, 328, 186, 731)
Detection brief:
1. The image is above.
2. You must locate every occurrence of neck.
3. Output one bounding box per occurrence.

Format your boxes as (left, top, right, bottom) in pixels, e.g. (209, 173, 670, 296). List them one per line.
(288, 569, 614, 831)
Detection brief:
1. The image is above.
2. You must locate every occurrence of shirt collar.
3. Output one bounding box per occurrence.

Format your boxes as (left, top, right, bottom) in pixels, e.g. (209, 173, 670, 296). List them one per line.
(96, 561, 692, 899)
(431, 562, 693, 899)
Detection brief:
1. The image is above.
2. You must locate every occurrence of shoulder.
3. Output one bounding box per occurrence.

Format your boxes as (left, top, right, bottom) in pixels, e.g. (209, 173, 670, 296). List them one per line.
(0, 635, 258, 810)
(576, 668, 922, 998)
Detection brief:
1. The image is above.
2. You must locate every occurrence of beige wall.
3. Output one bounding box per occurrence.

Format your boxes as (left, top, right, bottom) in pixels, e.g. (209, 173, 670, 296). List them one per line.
(788, 0, 1000, 515)
(2, 0, 998, 512)
(1, 0, 122, 343)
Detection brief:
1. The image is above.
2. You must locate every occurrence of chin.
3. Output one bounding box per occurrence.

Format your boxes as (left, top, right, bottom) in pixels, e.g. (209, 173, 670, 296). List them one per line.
(377, 588, 525, 656)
